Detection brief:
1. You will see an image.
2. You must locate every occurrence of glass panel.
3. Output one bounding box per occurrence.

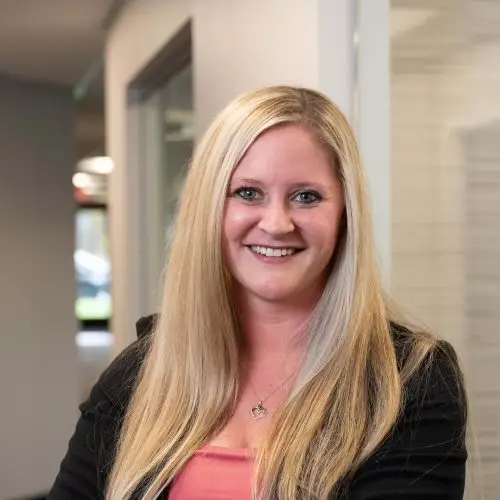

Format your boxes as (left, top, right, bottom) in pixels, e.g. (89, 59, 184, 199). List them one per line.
(160, 64, 194, 245)
(134, 63, 194, 313)
(75, 208, 111, 322)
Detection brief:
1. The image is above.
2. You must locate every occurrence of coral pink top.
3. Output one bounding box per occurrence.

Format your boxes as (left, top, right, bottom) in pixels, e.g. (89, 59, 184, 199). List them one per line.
(169, 445, 253, 499)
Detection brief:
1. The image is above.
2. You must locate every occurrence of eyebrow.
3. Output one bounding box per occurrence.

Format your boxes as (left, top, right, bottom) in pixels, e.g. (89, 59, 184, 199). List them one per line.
(230, 177, 333, 191)
(230, 177, 264, 186)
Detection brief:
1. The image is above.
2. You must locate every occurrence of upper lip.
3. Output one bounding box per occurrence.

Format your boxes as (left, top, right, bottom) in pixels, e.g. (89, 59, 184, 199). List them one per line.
(246, 244, 304, 249)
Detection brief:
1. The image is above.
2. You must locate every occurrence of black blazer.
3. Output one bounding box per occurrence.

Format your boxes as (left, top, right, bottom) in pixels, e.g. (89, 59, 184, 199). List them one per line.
(48, 316, 467, 499)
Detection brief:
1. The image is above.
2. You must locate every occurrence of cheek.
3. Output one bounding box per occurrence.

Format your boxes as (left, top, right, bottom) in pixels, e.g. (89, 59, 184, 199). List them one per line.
(222, 201, 256, 245)
(302, 211, 343, 255)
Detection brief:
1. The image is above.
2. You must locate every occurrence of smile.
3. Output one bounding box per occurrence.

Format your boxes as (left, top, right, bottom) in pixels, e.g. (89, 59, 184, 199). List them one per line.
(250, 245, 300, 257)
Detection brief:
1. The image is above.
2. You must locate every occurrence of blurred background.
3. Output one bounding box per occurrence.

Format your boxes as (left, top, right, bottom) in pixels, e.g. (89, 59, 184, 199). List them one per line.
(0, 0, 498, 498)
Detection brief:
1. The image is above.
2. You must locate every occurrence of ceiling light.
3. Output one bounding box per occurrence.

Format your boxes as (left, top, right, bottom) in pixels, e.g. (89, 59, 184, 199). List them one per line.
(72, 172, 92, 189)
(77, 156, 114, 175)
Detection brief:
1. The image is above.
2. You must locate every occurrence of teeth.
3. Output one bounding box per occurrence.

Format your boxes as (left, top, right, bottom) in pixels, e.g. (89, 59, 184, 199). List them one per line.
(250, 246, 297, 257)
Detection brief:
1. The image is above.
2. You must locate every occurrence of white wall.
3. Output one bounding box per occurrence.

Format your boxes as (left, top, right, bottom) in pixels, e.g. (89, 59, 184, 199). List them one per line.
(358, 0, 391, 280)
(0, 75, 78, 499)
(106, 0, 393, 352)
(192, 0, 333, 133)
(391, 3, 500, 494)
(106, 0, 364, 350)
(106, 0, 196, 351)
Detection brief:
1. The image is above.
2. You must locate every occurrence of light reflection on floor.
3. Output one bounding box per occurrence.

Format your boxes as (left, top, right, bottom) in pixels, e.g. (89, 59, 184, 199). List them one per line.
(76, 331, 113, 400)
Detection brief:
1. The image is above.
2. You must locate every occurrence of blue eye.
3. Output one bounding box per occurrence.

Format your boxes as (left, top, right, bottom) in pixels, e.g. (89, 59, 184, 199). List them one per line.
(294, 191, 322, 204)
(234, 187, 262, 201)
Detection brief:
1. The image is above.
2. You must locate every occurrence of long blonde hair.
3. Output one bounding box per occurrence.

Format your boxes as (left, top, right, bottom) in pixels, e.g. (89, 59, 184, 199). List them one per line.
(107, 86, 437, 499)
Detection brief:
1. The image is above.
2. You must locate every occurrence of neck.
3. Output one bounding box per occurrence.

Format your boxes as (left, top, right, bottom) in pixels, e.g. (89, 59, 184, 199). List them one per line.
(235, 290, 319, 363)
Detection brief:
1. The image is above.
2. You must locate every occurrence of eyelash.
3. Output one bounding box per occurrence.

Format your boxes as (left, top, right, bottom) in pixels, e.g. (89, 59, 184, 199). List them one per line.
(232, 186, 322, 205)
(233, 186, 262, 201)
(295, 190, 322, 204)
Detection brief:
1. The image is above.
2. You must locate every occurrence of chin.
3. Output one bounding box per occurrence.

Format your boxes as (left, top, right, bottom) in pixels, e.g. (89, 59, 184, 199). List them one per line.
(247, 282, 299, 303)
(254, 291, 292, 303)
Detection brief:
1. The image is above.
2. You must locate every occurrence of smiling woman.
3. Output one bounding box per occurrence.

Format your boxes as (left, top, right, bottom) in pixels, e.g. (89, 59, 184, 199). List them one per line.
(49, 86, 467, 500)
(223, 124, 345, 306)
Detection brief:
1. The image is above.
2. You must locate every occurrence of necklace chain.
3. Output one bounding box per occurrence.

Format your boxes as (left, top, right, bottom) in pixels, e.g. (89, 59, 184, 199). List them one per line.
(248, 369, 298, 420)
(249, 370, 297, 404)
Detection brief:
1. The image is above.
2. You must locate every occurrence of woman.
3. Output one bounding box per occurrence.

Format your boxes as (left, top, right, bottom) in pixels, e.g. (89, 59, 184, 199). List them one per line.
(49, 86, 467, 499)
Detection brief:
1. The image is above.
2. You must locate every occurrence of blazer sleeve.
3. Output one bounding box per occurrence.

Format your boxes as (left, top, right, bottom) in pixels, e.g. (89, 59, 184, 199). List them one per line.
(47, 339, 146, 500)
(347, 341, 467, 500)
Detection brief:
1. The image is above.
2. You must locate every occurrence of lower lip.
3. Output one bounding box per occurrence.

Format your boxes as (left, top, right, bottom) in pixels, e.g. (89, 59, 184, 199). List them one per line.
(247, 247, 301, 264)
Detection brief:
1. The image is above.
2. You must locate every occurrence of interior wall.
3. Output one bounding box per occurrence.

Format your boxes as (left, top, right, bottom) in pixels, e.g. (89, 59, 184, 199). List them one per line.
(0, 75, 78, 499)
(463, 121, 500, 498)
(391, 2, 500, 496)
(105, 0, 192, 350)
(191, 0, 321, 133)
(105, 0, 356, 350)
(463, 2, 500, 491)
(391, 6, 466, 349)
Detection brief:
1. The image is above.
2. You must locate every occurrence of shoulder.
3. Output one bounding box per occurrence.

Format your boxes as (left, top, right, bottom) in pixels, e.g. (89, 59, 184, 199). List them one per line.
(391, 322, 465, 408)
(347, 326, 467, 497)
(87, 314, 157, 412)
(390, 322, 466, 428)
(77, 316, 156, 475)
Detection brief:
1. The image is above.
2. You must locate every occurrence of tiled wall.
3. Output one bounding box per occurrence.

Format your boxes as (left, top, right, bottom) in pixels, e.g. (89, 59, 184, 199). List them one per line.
(463, 122, 500, 498)
(391, 4, 467, 350)
(391, 2, 500, 497)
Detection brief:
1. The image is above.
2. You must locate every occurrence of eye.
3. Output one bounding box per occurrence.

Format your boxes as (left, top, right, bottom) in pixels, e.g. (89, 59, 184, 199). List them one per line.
(233, 186, 263, 202)
(293, 190, 322, 205)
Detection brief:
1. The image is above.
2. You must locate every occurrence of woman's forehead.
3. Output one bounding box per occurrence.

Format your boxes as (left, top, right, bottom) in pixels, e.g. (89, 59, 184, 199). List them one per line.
(230, 125, 336, 186)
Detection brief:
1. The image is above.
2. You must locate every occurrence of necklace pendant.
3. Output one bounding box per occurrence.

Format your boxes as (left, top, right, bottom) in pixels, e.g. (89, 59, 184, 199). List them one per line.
(251, 401, 268, 420)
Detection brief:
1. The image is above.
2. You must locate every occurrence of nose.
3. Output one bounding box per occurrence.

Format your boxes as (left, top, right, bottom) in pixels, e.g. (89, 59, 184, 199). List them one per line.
(258, 201, 294, 236)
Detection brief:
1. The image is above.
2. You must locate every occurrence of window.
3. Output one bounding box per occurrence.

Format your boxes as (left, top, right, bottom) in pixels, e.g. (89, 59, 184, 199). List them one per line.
(159, 63, 194, 244)
(73, 163, 112, 330)
(75, 207, 111, 326)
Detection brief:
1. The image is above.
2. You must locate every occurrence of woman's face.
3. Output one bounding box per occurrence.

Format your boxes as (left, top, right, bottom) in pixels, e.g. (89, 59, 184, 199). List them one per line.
(222, 124, 345, 305)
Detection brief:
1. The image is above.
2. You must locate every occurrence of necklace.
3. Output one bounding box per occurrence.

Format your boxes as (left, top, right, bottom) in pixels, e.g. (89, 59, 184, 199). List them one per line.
(249, 370, 298, 420)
